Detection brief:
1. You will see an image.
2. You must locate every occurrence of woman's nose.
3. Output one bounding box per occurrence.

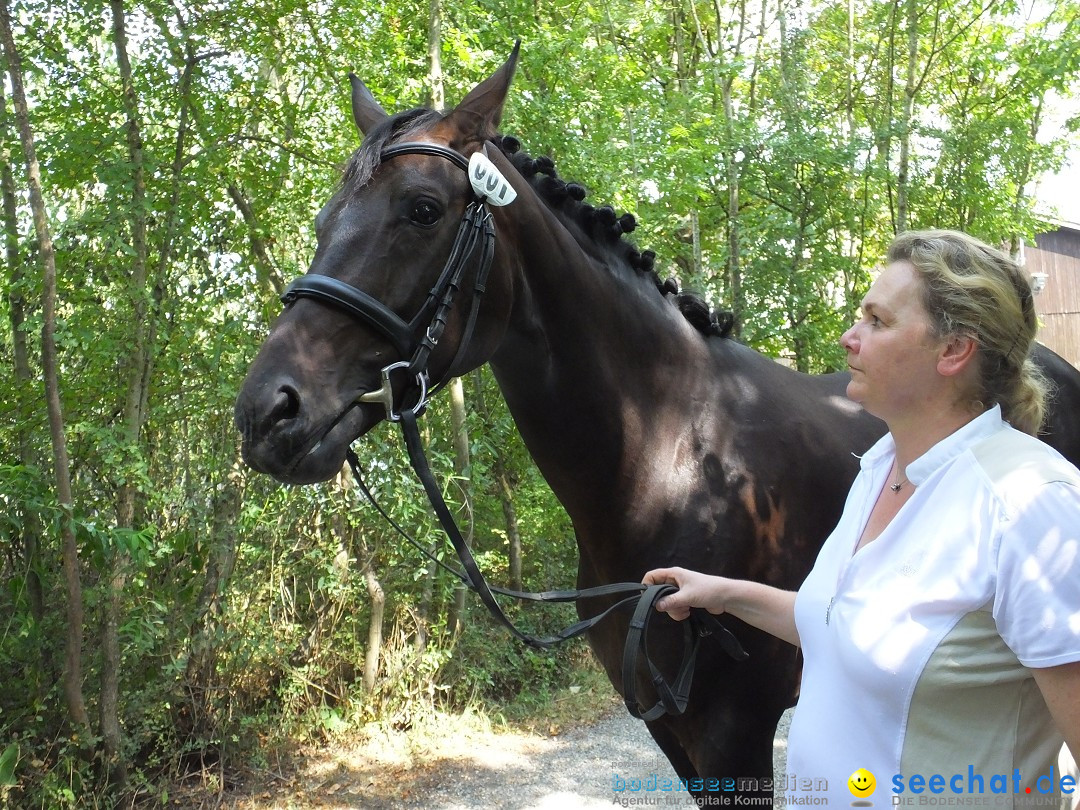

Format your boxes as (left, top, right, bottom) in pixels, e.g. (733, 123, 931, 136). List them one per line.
(839, 323, 858, 352)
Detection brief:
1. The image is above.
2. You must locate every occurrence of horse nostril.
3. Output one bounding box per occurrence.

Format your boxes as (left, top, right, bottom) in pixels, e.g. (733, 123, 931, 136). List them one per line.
(271, 384, 301, 424)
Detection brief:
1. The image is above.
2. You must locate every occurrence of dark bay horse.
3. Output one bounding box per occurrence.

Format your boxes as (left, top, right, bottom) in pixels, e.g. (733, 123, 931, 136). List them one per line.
(234, 45, 1080, 802)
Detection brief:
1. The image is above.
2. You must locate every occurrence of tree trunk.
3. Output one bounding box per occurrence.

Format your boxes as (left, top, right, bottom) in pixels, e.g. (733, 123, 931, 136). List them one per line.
(144, 42, 198, 424)
(415, 422, 438, 652)
(0, 0, 90, 735)
(359, 532, 385, 692)
(1008, 96, 1044, 257)
(101, 0, 154, 786)
(721, 76, 743, 337)
(0, 76, 47, 666)
(334, 466, 385, 690)
(496, 464, 523, 593)
(686, 0, 747, 332)
(896, 0, 918, 233)
(472, 370, 522, 592)
(418, 7, 471, 645)
(725, 0, 748, 336)
(844, 0, 865, 323)
(228, 182, 284, 298)
(789, 219, 810, 372)
(428, 0, 444, 110)
(181, 460, 242, 734)
(444, 378, 471, 639)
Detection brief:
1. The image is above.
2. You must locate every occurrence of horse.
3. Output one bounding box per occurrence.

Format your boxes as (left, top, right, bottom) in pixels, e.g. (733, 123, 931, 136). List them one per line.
(234, 44, 1080, 803)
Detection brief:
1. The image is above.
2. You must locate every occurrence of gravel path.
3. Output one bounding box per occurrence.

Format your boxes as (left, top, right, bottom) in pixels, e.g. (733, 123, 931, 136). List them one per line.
(217, 703, 793, 809)
(360, 707, 793, 809)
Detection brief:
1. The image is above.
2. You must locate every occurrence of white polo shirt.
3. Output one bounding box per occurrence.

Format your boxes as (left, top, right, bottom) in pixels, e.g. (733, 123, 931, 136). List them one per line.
(786, 406, 1080, 809)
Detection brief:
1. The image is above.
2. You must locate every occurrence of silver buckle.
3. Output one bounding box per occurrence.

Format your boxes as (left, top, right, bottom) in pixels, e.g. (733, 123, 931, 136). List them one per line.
(357, 361, 429, 422)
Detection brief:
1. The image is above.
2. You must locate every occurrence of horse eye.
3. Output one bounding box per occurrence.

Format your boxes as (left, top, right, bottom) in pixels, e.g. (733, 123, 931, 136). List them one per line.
(410, 199, 442, 228)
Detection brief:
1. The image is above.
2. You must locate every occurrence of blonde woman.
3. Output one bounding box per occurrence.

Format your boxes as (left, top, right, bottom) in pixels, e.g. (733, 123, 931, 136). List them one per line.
(646, 230, 1080, 807)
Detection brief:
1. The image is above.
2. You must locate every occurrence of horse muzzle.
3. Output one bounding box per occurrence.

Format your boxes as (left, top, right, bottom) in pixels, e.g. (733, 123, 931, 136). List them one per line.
(234, 376, 378, 484)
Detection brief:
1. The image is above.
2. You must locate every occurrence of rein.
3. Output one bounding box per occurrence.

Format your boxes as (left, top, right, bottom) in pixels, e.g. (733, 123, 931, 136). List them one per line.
(279, 140, 748, 720)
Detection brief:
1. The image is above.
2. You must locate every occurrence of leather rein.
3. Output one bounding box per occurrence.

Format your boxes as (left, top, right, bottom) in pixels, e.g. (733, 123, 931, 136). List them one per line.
(278, 140, 747, 721)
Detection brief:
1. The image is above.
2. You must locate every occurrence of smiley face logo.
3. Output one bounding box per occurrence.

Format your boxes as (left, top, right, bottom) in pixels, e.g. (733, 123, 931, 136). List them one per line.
(848, 768, 876, 798)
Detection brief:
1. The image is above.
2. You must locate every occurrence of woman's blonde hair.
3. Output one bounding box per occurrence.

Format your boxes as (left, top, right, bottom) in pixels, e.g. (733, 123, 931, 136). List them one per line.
(887, 229, 1049, 435)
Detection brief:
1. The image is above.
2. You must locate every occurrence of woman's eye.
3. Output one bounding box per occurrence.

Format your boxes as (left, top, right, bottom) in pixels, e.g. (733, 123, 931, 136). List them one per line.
(410, 200, 441, 227)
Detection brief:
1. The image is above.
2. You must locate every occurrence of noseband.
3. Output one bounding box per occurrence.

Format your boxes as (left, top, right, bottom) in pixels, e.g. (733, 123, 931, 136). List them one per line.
(276, 140, 747, 721)
(281, 141, 500, 421)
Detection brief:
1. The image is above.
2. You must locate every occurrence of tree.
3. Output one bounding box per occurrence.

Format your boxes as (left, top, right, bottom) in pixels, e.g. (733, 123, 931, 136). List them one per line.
(0, 0, 89, 739)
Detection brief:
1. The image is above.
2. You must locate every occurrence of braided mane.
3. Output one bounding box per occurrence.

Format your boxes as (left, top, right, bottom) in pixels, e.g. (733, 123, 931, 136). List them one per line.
(493, 135, 733, 340)
(342, 110, 733, 339)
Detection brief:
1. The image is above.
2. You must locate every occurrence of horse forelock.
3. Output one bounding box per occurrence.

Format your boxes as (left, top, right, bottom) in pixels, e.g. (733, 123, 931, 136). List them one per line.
(341, 108, 446, 192)
(494, 134, 734, 340)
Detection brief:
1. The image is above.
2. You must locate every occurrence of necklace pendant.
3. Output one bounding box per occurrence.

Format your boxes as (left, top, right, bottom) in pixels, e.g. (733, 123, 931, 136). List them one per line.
(890, 481, 903, 493)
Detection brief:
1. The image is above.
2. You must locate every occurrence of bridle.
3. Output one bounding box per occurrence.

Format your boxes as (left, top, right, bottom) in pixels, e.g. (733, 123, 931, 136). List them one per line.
(282, 142, 499, 421)
(278, 140, 747, 721)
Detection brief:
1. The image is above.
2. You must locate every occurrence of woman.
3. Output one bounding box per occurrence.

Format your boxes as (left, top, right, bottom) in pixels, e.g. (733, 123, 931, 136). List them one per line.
(645, 230, 1080, 807)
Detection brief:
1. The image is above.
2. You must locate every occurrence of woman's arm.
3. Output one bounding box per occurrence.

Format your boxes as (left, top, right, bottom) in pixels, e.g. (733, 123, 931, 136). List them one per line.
(642, 566, 801, 647)
(1031, 660, 1080, 763)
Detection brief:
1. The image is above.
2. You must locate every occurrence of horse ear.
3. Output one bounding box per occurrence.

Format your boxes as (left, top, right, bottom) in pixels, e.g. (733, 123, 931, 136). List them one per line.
(349, 73, 389, 136)
(446, 41, 521, 136)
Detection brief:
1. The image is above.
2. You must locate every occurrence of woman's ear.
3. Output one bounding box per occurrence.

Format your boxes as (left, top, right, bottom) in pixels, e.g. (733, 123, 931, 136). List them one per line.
(937, 333, 979, 378)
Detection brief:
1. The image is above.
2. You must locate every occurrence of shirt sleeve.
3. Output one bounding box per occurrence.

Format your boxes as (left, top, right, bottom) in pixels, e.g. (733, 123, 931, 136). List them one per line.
(992, 480, 1080, 668)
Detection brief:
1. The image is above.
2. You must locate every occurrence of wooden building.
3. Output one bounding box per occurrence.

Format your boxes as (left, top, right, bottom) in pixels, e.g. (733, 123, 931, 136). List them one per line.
(1022, 221, 1080, 369)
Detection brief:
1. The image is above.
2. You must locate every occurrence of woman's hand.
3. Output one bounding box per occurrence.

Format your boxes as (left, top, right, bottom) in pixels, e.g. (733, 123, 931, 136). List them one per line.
(642, 567, 730, 620)
(643, 567, 802, 647)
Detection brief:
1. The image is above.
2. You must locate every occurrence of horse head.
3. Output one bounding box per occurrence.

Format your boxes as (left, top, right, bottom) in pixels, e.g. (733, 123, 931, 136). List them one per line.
(235, 45, 525, 484)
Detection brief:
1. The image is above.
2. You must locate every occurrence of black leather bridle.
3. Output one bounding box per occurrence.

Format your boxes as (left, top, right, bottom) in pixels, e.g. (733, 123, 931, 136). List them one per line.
(282, 142, 497, 421)
(278, 140, 747, 721)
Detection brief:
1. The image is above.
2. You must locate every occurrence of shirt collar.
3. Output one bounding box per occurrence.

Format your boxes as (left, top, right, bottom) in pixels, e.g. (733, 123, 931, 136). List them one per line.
(858, 405, 1006, 485)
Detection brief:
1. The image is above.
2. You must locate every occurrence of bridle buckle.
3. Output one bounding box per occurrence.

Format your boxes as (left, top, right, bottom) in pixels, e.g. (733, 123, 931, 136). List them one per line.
(357, 361, 429, 422)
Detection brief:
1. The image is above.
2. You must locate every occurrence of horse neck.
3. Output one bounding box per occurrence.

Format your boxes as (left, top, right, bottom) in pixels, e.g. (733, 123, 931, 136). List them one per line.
(487, 205, 708, 518)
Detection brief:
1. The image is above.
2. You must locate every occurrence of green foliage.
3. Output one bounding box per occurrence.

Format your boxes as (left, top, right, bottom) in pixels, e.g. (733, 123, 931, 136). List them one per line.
(445, 613, 589, 707)
(0, 0, 1077, 805)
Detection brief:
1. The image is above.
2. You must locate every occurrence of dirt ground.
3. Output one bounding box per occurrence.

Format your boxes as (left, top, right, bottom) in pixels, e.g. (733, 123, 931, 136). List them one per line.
(165, 697, 794, 810)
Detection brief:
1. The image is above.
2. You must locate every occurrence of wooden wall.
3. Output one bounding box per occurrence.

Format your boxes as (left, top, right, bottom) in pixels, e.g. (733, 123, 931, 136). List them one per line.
(1024, 224, 1080, 369)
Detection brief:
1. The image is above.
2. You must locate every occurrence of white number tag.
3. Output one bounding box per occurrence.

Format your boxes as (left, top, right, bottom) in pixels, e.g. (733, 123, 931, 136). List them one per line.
(469, 151, 517, 206)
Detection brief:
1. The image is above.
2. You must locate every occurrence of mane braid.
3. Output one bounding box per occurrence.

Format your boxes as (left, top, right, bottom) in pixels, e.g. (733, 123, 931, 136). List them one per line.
(494, 135, 734, 339)
(341, 120, 732, 339)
